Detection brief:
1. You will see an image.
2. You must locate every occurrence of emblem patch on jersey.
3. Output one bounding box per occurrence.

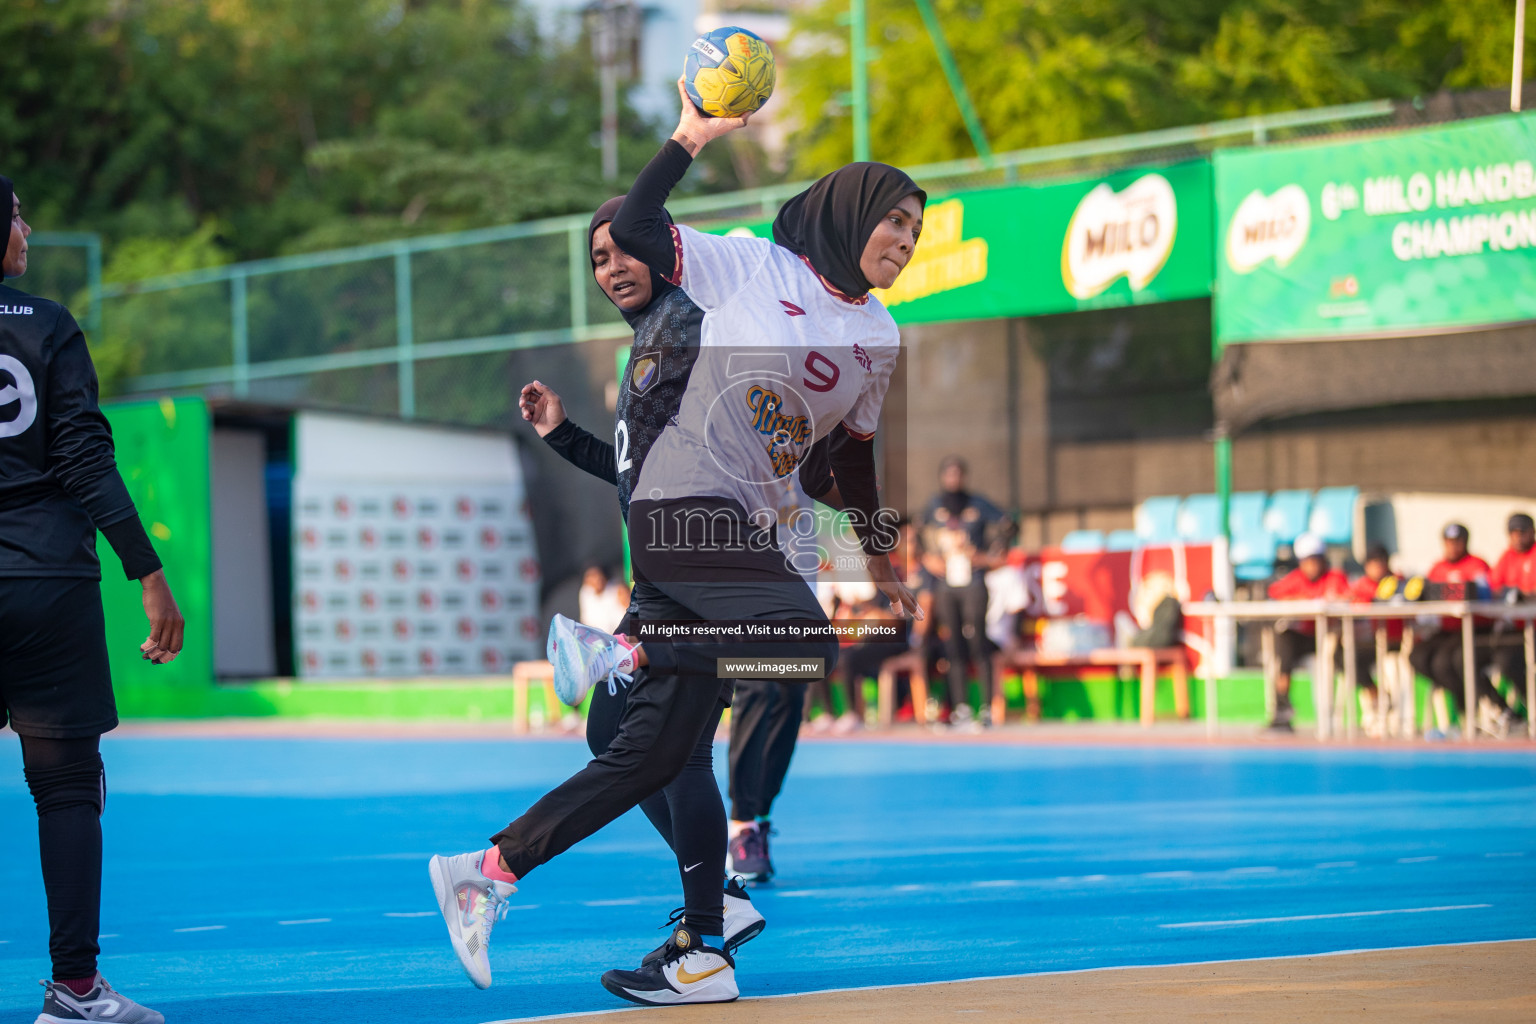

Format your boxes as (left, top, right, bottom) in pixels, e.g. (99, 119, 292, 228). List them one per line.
(746, 384, 811, 478)
(630, 354, 660, 395)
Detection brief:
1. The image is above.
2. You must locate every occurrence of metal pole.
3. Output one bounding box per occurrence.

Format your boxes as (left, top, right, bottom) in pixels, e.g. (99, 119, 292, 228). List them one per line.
(1461, 609, 1476, 744)
(851, 0, 870, 162)
(599, 4, 619, 182)
(568, 223, 589, 334)
(230, 271, 250, 398)
(395, 248, 415, 418)
(911, 0, 992, 161)
(1515, 0, 1527, 112)
(85, 235, 103, 339)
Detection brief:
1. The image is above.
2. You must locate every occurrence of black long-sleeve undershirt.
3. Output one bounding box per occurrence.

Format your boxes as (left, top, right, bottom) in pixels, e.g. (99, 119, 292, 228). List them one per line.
(610, 140, 694, 282)
(541, 418, 617, 485)
(826, 426, 894, 556)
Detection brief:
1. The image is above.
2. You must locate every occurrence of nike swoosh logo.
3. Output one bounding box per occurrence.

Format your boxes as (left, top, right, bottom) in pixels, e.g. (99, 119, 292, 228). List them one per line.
(676, 963, 728, 984)
(683, 862, 703, 872)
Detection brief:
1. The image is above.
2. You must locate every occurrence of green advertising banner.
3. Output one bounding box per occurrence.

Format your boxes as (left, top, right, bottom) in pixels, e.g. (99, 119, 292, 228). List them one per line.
(99, 397, 214, 697)
(707, 159, 1213, 324)
(1216, 112, 1536, 344)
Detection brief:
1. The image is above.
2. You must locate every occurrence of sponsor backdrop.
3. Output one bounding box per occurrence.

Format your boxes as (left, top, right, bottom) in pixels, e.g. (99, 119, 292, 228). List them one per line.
(711, 159, 1213, 324)
(1215, 112, 1536, 344)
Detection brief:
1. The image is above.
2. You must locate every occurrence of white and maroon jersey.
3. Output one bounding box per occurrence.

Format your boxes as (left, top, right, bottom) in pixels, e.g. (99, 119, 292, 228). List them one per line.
(633, 225, 898, 527)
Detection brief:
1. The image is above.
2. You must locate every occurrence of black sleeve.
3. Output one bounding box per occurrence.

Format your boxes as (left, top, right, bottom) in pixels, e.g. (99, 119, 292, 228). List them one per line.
(826, 425, 896, 556)
(797, 436, 837, 504)
(610, 140, 694, 280)
(542, 418, 617, 485)
(46, 312, 163, 580)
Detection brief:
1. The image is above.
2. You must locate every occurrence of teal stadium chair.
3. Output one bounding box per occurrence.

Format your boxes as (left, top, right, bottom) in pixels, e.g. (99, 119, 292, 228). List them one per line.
(1176, 494, 1221, 542)
(1263, 490, 1313, 544)
(1229, 491, 1278, 581)
(1105, 529, 1140, 552)
(1134, 496, 1181, 545)
(1308, 487, 1359, 546)
(1059, 530, 1106, 553)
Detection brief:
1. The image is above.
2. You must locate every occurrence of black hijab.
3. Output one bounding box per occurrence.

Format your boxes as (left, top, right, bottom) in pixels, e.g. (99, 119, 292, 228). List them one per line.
(589, 195, 676, 325)
(0, 175, 14, 280)
(771, 163, 925, 298)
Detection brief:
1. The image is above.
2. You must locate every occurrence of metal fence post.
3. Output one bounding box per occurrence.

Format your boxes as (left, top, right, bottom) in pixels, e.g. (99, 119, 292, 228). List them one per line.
(396, 247, 415, 418)
(85, 235, 103, 339)
(567, 223, 588, 334)
(231, 271, 249, 397)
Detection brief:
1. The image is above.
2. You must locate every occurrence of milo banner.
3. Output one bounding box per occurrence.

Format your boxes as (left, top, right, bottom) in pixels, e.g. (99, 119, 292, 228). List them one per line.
(1216, 112, 1536, 343)
(706, 159, 1213, 323)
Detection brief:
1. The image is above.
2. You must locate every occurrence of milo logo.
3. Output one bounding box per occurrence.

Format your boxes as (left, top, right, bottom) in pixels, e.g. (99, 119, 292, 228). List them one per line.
(1061, 174, 1178, 299)
(1226, 184, 1311, 274)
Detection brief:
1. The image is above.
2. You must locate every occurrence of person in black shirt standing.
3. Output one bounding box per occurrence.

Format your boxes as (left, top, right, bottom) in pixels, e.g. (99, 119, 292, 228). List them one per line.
(920, 456, 1007, 729)
(1, 176, 183, 1024)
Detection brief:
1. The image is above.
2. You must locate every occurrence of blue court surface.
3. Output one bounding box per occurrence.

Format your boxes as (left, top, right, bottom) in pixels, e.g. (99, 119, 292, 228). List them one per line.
(1, 734, 1534, 1022)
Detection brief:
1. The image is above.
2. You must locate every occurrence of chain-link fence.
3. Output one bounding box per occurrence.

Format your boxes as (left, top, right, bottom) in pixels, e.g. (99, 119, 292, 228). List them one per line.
(36, 99, 1416, 428)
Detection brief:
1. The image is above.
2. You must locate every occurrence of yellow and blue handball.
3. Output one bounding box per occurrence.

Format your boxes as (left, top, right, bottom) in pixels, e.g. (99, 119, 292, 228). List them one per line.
(684, 26, 775, 118)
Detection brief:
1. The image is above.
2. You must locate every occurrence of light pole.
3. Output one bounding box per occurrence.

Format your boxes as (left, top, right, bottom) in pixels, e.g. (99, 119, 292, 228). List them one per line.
(587, 0, 641, 182)
(1515, 0, 1527, 112)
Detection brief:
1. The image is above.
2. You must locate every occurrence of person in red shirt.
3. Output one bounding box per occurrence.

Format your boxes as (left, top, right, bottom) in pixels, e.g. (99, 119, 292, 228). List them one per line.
(1408, 522, 1518, 731)
(1265, 533, 1351, 731)
(1489, 513, 1535, 718)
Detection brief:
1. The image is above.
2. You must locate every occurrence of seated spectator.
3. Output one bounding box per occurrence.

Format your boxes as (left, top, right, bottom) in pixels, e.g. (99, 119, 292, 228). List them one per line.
(1127, 571, 1182, 649)
(1265, 532, 1352, 731)
(1408, 523, 1520, 734)
(807, 584, 907, 733)
(1347, 544, 1403, 731)
(577, 563, 628, 634)
(1489, 513, 1535, 718)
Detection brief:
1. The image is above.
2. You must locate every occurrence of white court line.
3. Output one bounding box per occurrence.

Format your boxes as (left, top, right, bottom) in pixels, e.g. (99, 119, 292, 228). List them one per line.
(173, 925, 227, 933)
(478, 935, 1536, 1023)
(1143, 871, 1194, 879)
(582, 899, 642, 907)
(1316, 861, 1356, 869)
(384, 911, 436, 918)
(1486, 851, 1525, 858)
(1225, 866, 1279, 874)
(99, 934, 119, 940)
(279, 918, 331, 925)
(1397, 856, 1438, 863)
(1161, 904, 1491, 929)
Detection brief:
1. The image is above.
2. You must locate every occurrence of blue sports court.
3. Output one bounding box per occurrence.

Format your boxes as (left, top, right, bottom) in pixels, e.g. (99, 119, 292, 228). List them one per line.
(1, 734, 1533, 1023)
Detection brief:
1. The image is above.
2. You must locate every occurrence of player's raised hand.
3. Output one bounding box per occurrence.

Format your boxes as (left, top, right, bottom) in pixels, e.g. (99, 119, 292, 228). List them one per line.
(867, 553, 923, 621)
(138, 569, 184, 665)
(519, 380, 567, 437)
(671, 77, 751, 156)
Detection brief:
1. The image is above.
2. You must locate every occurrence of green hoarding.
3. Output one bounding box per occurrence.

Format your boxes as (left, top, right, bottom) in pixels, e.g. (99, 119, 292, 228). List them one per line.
(708, 159, 1213, 324)
(99, 397, 214, 702)
(1215, 112, 1536, 344)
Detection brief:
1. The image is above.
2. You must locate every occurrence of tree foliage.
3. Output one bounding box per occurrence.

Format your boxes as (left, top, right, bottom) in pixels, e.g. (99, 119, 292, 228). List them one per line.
(783, 0, 1531, 175)
(1, 0, 742, 268)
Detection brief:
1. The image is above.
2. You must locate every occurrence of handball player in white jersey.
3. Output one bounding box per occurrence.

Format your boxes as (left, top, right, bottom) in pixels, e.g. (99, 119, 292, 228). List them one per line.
(427, 81, 924, 1006)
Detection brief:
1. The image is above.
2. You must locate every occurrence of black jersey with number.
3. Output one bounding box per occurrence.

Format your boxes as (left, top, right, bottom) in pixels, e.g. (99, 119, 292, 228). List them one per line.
(0, 283, 159, 580)
(544, 287, 702, 520)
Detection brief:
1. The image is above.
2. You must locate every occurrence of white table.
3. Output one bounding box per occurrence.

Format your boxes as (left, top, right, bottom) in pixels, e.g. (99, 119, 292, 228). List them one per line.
(1182, 599, 1536, 742)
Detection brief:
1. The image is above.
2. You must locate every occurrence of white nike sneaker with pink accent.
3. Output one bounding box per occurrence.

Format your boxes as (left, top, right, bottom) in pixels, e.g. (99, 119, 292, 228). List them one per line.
(548, 613, 637, 706)
(428, 851, 515, 989)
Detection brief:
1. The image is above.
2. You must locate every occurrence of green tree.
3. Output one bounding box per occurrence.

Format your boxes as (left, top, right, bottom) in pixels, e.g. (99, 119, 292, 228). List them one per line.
(783, 0, 1531, 176)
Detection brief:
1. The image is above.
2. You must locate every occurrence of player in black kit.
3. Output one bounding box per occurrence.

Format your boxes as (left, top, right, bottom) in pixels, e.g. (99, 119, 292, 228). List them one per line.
(518, 196, 765, 969)
(1, 175, 185, 1024)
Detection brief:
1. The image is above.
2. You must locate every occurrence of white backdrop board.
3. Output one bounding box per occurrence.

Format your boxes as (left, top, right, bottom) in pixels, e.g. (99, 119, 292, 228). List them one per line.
(291, 413, 542, 678)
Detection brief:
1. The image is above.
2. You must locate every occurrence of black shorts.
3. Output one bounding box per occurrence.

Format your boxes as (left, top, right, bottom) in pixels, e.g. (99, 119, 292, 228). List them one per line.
(0, 578, 117, 739)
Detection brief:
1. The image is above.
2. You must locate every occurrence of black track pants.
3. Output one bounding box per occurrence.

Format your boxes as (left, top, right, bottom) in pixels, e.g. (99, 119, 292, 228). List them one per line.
(728, 679, 805, 822)
(584, 678, 731, 934)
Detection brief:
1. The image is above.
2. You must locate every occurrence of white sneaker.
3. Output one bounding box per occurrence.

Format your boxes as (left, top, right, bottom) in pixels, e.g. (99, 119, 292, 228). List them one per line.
(428, 851, 515, 989)
(640, 878, 766, 967)
(832, 710, 863, 735)
(548, 614, 636, 706)
(604, 928, 738, 1006)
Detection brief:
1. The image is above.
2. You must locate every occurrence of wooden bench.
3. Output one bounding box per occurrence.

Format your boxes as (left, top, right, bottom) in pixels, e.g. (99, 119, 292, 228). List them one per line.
(876, 649, 930, 727)
(991, 646, 1190, 727)
(509, 660, 564, 734)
